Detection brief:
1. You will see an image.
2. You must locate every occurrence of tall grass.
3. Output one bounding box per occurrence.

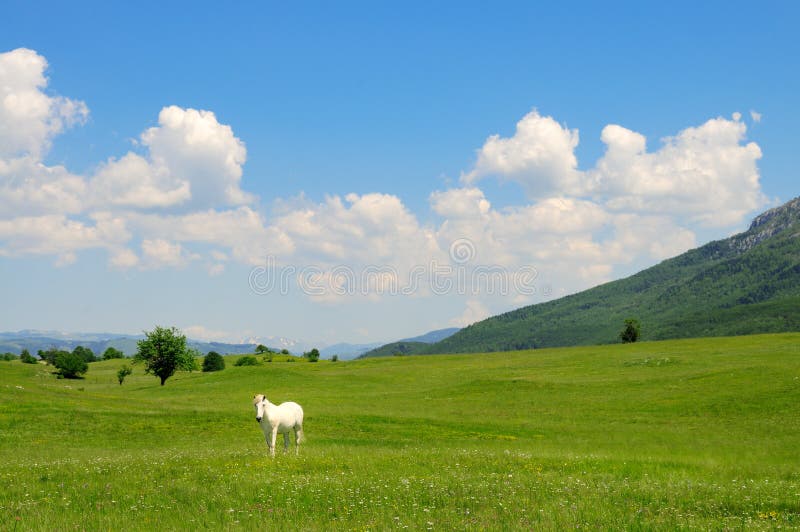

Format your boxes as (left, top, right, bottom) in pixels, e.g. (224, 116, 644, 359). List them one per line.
(1, 333, 799, 529)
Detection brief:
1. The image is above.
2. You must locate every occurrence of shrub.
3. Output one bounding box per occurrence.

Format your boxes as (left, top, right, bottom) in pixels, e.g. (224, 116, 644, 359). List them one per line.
(304, 348, 320, 362)
(620, 318, 641, 343)
(117, 364, 133, 385)
(202, 351, 225, 372)
(20, 349, 37, 364)
(331, 354, 338, 362)
(54, 351, 88, 379)
(234, 356, 259, 367)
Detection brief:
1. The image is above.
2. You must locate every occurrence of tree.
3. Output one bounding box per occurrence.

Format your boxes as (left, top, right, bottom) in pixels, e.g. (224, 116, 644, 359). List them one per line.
(134, 326, 190, 386)
(280, 349, 290, 355)
(40, 348, 64, 366)
(72, 345, 97, 363)
(54, 351, 88, 379)
(255, 344, 270, 354)
(183, 348, 201, 372)
(117, 364, 133, 385)
(202, 351, 225, 372)
(103, 347, 125, 360)
(620, 318, 641, 343)
(304, 348, 320, 362)
(20, 349, 37, 364)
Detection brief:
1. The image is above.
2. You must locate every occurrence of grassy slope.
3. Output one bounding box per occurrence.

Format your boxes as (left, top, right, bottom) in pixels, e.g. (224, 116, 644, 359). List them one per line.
(1, 334, 799, 529)
(429, 212, 800, 353)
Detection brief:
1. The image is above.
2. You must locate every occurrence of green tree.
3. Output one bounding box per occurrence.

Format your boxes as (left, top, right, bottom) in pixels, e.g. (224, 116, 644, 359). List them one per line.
(620, 318, 641, 343)
(117, 364, 133, 385)
(134, 326, 190, 386)
(305, 348, 320, 362)
(183, 348, 201, 372)
(255, 344, 271, 354)
(280, 349, 290, 355)
(40, 348, 64, 366)
(72, 345, 97, 363)
(103, 347, 125, 360)
(20, 349, 37, 364)
(54, 351, 89, 379)
(202, 351, 225, 372)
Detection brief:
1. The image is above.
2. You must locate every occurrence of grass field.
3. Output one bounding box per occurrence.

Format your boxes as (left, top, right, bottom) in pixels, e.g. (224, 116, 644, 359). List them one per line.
(1, 333, 799, 530)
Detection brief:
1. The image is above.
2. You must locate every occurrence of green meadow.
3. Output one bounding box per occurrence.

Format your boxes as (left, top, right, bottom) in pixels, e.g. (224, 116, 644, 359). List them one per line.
(1, 334, 799, 530)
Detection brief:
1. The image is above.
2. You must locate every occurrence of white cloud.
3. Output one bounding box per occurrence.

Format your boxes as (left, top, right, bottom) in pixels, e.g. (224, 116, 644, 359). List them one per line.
(0, 213, 129, 258)
(91, 106, 250, 210)
(109, 248, 139, 269)
(129, 206, 289, 266)
(0, 156, 87, 217)
(0, 48, 88, 159)
(270, 192, 439, 266)
(141, 239, 198, 269)
(141, 106, 251, 208)
(461, 109, 583, 198)
(750, 110, 762, 123)
(593, 115, 765, 227)
(449, 299, 491, 327)
(91, 152, 190, 209)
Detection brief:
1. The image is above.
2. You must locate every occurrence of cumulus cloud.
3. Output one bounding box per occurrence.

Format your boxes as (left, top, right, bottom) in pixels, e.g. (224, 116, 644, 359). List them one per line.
(592, 114, 765, 226)
(92, 106, 251, 210)
(461, 109, 583, 198)
(462, 110, 766, 228)
(0, 48, 88, 159)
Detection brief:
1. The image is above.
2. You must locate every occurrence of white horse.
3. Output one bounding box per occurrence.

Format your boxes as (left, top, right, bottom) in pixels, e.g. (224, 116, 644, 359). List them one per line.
(253, 394, 304, 457)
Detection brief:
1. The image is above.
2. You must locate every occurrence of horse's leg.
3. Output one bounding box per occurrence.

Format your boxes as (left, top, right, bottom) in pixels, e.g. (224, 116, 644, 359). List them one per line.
(283, 432, 289, 453)
(294, 425, 303, 455)
(264, 432, 273, 456)
(270, 427, 278, 457)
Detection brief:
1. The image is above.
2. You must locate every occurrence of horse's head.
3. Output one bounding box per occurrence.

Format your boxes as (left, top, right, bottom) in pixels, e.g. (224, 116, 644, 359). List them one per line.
(253, 394, 266, 422)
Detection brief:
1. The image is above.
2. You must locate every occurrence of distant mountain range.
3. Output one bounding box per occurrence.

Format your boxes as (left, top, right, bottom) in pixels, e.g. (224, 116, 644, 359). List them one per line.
(0, 330, 263, 357)
(426, 196, 800, 353)
(358, 327, 461, 358)
(0, 327, 461, 361)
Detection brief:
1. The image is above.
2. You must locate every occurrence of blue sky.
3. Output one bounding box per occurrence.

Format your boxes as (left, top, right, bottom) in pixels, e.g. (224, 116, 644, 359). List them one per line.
(1, 1, 798, 347)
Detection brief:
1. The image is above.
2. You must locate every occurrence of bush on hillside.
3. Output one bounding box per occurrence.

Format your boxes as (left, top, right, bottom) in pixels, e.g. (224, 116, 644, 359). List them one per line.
(117, 364, 133, 385)
(202, 351, 225, 372)
(234, 356, 259, 367)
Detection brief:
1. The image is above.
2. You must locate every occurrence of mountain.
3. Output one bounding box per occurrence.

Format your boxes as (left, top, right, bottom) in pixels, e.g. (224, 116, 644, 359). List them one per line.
(359, 327, 461, 358)
(400, 327, 461, 343)
(0, 331, 265, 357)
(319, 342, 384, 361)
(428, 196, 800, 353)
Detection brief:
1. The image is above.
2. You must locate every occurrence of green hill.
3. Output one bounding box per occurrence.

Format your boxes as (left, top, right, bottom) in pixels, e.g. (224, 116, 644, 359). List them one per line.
(359, 340, 429, 358)
(430, 196, 800, 353)
(359, 327, 461, 358)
